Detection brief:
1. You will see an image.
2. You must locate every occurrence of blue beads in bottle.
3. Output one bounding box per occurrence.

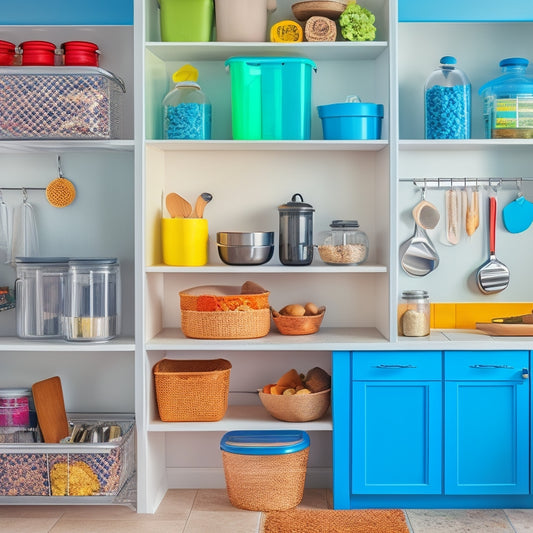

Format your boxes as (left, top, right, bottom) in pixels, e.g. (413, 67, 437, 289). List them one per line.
(424, 56, 471, 139)
(163, 65, 211, 140)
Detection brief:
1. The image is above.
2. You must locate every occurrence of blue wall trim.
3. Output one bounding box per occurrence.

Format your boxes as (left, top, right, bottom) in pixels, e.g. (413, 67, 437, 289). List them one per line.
(1, 1, 134, 25)
(399, 0, 533, 22)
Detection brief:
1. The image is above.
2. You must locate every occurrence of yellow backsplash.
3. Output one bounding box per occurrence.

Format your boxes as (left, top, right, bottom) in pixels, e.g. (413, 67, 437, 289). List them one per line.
(431, 303, 533, 329)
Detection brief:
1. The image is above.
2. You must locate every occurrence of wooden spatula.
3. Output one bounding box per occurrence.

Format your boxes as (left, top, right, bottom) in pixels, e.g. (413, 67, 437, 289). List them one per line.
(32, 376, 70, 443)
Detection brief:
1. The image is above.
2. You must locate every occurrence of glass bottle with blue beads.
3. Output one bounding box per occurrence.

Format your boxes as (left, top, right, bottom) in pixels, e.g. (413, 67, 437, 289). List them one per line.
(163, 64, 211, 140)
(424, 56, 471, 139)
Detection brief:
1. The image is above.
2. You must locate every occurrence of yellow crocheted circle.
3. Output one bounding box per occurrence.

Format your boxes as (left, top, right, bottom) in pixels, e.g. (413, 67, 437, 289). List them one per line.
(46, 177, 76, 208)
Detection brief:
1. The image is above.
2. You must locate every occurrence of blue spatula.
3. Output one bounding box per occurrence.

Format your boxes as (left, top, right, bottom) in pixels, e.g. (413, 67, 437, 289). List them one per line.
(502, 194, 533, 233)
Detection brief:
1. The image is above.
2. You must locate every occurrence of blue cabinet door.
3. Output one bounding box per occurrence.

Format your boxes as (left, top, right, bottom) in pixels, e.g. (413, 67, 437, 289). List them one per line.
(352, 380, 442, 494)
(445, 379, 529, 495)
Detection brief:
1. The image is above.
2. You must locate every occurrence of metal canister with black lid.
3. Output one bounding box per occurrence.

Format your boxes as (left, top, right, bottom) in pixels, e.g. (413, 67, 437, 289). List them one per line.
(278, 193, 314, 266)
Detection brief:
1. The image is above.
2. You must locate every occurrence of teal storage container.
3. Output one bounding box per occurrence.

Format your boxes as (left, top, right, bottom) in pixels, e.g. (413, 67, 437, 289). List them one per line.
(159, 0, 214, 42)
(224, 57, 317, 140)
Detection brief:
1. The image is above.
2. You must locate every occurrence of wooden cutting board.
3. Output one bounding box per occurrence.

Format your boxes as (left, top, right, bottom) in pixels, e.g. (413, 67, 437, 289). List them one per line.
(476, 322, 533, 336)
(32, 376, 70, 443)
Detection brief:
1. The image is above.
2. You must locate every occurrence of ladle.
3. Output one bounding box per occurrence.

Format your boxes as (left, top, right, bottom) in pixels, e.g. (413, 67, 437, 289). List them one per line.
(400, 223, 440, 277)
(476, 196, 510, 294)
(411, 187, 440, 230)
(166, 192, 192, 218)
(193, 192, 213, 218)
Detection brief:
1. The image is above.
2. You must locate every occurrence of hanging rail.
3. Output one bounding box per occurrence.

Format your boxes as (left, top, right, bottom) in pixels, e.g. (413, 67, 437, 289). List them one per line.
(0, 187, 46, 191)
(398, 177, 533, 189)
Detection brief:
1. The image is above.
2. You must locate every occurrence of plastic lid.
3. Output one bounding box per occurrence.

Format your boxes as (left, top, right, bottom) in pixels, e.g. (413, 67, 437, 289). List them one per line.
(225, 56, 317, 71)
(402, 290, 429, 299)
(0, 388, 31, 398)
(440, 56, 457, 65)
(68, 257, 118, 265)
(278, 193, 314, 212)
(173, 64, 199, 83)
(220, 430, 310, 455)
(500, 57, 529, 68)
(330, 220, 360, 228)
(15, 256, 69, 263)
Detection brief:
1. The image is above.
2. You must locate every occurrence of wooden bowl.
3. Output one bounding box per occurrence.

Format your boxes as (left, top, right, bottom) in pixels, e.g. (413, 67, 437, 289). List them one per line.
(291, 1, 347, 21)
(271, 306, 325, 335)
(258, 388, 331, 422)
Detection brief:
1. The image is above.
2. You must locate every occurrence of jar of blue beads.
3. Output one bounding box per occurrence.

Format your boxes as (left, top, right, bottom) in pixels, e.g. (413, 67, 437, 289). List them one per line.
(163, 65, 211, 140)
(424, 56, 471, 139)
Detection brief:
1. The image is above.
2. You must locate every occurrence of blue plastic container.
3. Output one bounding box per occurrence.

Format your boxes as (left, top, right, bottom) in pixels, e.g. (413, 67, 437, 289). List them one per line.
(317, 102, 384, 140)
(225, 57, 317, 140)
(479, 58, 533, 139)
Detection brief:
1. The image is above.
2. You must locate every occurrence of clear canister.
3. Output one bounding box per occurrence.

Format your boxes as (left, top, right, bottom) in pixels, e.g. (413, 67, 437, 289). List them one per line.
(0, 388, 35, 428)
(424, 56, 471, 139)
(278, 193, 314, 266)
(317, 220, 369, 265)
(479, 57, 533, 139)
(163, 80, 212, 140)
(63, 258, 121, 342)
(398, 290, 430, 337)
(15, 257, 69, 339)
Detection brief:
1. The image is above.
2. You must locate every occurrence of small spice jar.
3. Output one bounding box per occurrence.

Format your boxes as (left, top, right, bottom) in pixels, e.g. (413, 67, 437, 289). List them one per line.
(398, 290, 430, 337)
(0, 40, 17, 66)
(317, 220, 369, 265)
(20, 40, 57, 66)
(61, 41, 100, 66)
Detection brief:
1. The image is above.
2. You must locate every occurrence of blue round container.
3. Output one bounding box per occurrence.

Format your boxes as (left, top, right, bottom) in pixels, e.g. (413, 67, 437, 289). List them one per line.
(220, 430, 310, 455)
(317, 102, 384, 140)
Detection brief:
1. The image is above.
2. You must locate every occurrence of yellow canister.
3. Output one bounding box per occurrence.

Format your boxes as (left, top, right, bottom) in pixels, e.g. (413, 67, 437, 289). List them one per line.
(162, 218, 208, 266)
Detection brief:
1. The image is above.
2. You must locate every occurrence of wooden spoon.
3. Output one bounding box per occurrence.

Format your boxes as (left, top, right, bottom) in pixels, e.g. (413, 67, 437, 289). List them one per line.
(193, 192, 213, 218)
(466, 188, 479, 236)
(32, 376, 70, 443)
(166, 193, 192, 218)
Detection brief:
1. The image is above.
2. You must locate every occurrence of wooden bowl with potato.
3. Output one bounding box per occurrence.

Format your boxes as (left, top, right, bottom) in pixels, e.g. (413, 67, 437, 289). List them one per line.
(271, 302, 325, 335)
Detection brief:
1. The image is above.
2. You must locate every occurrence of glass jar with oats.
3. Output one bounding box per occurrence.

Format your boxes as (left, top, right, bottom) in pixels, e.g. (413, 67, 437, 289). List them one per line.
(317, 220, 369, 265)
(398, 290, 430, 337)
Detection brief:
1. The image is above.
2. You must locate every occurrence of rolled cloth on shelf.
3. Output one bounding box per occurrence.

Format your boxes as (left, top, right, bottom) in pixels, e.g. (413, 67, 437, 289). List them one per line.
(305, 16, 336, 41)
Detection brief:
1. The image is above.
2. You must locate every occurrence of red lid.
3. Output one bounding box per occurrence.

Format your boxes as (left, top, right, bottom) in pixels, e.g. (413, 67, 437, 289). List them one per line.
(20, 40, 56, 51)
(0, 40, 16, 52)
(62, 40, 100, 66)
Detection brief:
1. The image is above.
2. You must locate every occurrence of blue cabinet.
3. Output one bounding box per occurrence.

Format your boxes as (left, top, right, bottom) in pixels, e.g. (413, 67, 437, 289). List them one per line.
(332, 350, 531, 509)
(351, 352, 442, 495)
(444, 351, 529, 495)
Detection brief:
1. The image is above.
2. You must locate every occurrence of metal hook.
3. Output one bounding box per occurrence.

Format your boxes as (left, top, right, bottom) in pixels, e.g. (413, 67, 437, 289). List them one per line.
(22, 187, 28, 203)
(57, 155, 64, 179)
(516, 178, 523, 197)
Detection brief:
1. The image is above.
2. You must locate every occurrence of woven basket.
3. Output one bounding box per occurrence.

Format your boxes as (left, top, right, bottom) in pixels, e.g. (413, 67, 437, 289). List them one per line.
(181, 308, 270, 339)
(153, 359, 232, 422)
(258, 389, 331, 422)
(222, 447, 309, 511)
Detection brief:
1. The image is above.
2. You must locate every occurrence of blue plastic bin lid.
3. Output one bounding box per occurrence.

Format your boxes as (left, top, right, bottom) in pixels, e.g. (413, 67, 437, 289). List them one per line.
(479, 57, 533, 96)
(440, 56, 457, 65)
(225, 57, 317, 71)
(317, 102, 384, 119)
(15, 256, 70, 263)
(220, 430, 310, 455)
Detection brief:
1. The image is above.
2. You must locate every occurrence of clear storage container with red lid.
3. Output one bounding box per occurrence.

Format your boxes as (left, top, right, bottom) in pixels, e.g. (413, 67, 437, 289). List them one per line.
(19, 40, 57, 66)
(61, 41, 100, 66)
(0, 40, 17, 66)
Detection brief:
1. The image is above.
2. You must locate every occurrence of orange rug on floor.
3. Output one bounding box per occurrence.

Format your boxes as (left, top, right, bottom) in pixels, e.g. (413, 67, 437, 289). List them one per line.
(262, 508, 410, 533)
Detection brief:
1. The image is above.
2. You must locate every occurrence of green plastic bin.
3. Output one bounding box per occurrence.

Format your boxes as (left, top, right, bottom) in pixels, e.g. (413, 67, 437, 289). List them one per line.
(159, 0, 214, 42)
(225, 57, 317, 140)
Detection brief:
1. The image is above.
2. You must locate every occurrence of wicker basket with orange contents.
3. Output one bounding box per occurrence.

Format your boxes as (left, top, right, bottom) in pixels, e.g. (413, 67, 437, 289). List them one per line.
(179, 281, 270, 339)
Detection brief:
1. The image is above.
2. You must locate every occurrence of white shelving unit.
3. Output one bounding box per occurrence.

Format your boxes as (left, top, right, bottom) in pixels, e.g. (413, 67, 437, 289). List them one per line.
(139, 0, 394, 514)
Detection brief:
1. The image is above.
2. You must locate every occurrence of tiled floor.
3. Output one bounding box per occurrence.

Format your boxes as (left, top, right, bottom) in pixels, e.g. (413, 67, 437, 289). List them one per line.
(1, 489, 533, 532)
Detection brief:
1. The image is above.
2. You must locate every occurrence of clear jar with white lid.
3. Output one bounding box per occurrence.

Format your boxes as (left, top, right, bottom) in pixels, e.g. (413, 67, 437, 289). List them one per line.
(317, 220, 369, 265)
(398, 290, 430, 337)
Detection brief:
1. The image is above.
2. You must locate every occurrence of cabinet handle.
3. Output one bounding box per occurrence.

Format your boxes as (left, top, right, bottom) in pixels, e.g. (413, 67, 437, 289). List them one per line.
(469, 364, 514, 369)
(522, 368, 529, 379)
(375, 364, 417, 369)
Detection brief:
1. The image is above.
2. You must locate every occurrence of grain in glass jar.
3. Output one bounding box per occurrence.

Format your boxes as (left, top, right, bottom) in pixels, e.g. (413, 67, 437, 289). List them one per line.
(317, 220, 368, 265)
(398, 290, 430, 337)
